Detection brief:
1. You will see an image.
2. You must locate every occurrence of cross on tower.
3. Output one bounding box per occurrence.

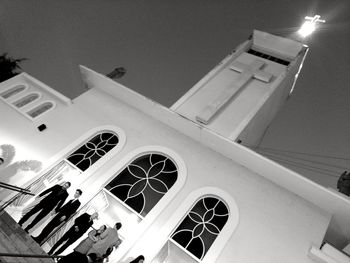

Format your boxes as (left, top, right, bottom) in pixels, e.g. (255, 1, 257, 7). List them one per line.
(196, 59, 272, 125)
(304, 15, 325, 24)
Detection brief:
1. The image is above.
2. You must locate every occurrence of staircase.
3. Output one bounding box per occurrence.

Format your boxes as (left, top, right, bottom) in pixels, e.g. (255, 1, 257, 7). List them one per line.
(0, 210, 54, 263)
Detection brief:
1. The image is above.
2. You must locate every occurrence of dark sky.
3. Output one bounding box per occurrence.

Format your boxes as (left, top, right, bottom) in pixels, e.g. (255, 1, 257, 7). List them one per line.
(1, 0, 349, 188)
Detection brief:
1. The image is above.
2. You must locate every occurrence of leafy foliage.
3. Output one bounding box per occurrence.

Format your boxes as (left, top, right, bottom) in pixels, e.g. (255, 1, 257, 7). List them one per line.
(0, 53, 27, 82)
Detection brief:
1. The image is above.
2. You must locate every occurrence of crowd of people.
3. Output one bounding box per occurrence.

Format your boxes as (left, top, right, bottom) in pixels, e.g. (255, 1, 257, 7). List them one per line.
(13, 166, 350, 263)
(17, 182, 145, 263)
(58, 222, 124, 263)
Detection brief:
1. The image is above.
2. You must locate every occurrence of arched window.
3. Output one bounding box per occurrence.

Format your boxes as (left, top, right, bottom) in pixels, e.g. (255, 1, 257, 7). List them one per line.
(13, 131, 121, 207)
(27, 101, 54, 118)
(13, 93, 40, 108)
(170, 196, 229, 261)
(105, 153, 178, 217)
(67, 132, 119, 171)
(1, 84, 26, 99)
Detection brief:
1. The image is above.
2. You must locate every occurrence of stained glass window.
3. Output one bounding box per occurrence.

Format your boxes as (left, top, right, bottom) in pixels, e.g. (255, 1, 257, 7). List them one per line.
(67, 132, 119, 171)
(13, 93, 39, 108)
(105, 153, 178, 217)
(27, 101, 54, 118)
(1, 84, 26, 99)
(171, 196, 229, 261)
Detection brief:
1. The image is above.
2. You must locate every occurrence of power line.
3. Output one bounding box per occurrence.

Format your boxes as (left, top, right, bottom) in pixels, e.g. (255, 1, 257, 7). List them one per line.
(250, 146, 350, 161)
(256, 148, 349, 170)
(264, 155, 339, 178)
(260, 152, 340, 178)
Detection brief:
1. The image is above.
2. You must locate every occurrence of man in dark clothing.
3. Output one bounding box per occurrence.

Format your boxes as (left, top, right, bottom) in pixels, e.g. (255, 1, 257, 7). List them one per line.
(33, 189, 82, 245)
(337, 171, 350, 196)
(18, 182, 71, 233)
(49, 212, 99, 255)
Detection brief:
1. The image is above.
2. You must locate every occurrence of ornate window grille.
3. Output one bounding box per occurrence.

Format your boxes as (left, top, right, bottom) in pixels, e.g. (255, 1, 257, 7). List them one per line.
(170, 196, 229, 261)
(67, 132, 119, 172)
(13, 131, 119, 207)
(105, 153, 178, 218)
(27, 101, 54, 118)
(1, 84, 26, 99)
(13, 93, 39, 108)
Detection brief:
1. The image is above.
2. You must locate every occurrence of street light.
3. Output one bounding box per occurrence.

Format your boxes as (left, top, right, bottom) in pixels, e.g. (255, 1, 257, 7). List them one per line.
(106, 67, 127, 80)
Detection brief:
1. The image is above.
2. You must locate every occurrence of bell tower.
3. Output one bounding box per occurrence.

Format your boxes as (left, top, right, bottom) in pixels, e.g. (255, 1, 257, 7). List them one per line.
(171, 30, 308, 146)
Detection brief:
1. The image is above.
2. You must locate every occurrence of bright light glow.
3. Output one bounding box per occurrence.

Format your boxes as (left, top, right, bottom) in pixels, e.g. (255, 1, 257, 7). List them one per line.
(298, 21, 315, 37)
(298, 15, 325, 38)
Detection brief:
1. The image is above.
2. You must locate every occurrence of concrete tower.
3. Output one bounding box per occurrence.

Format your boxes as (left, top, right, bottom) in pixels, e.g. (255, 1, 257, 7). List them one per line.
(172, 30, 308, 147)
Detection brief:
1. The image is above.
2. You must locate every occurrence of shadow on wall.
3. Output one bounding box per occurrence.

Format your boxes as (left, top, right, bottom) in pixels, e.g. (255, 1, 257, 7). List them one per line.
(0, 144, 42, 197)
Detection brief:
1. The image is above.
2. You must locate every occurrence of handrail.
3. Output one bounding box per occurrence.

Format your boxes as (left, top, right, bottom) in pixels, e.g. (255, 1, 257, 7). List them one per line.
(0, 182, 34, 212)
(0, 182, 34, 195)
(0, 252, 61, 259)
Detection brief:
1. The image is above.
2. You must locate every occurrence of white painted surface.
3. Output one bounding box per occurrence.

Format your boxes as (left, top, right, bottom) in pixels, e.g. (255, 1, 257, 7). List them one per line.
(0, 69, 336, 262)
(252, 30, 304, 59)
(309, 245, 350, 263)
(78, 66, 350, 248)
(171, 31, 307, 146)
(321, 244, 350, 263)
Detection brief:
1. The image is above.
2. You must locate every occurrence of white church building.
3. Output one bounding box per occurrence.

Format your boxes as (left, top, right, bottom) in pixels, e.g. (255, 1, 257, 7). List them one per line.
(1, 30, 350, 263)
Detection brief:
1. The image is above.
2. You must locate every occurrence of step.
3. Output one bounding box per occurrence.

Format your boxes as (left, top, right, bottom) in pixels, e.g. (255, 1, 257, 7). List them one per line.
(0, 210, 54, 263)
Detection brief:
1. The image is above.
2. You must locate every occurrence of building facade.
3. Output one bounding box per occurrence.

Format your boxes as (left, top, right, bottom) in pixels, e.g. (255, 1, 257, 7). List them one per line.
(0, 30, 349, 263)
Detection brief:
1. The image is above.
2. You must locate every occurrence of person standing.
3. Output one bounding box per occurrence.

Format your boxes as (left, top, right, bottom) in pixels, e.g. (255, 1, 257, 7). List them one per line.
(87, 222, 122, 258)
(48, 212, 99, 255)
(74, 225, 107, 254)
(33, 189, 82, 244)
(58, 225, 107, 263)
(18, 182, 71, 233)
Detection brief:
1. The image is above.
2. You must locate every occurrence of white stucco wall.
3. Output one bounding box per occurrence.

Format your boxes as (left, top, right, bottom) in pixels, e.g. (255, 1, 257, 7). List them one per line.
(74, 89, 329, 263)
(0, 73, 77, 163)
(0, 75, 330, 263)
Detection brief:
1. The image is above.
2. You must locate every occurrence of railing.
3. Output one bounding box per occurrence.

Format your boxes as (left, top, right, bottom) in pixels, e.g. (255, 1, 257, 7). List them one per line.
(0, 182, 34, 212)
(0, 252, 61, 260)
(0, 182, 33, 195)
